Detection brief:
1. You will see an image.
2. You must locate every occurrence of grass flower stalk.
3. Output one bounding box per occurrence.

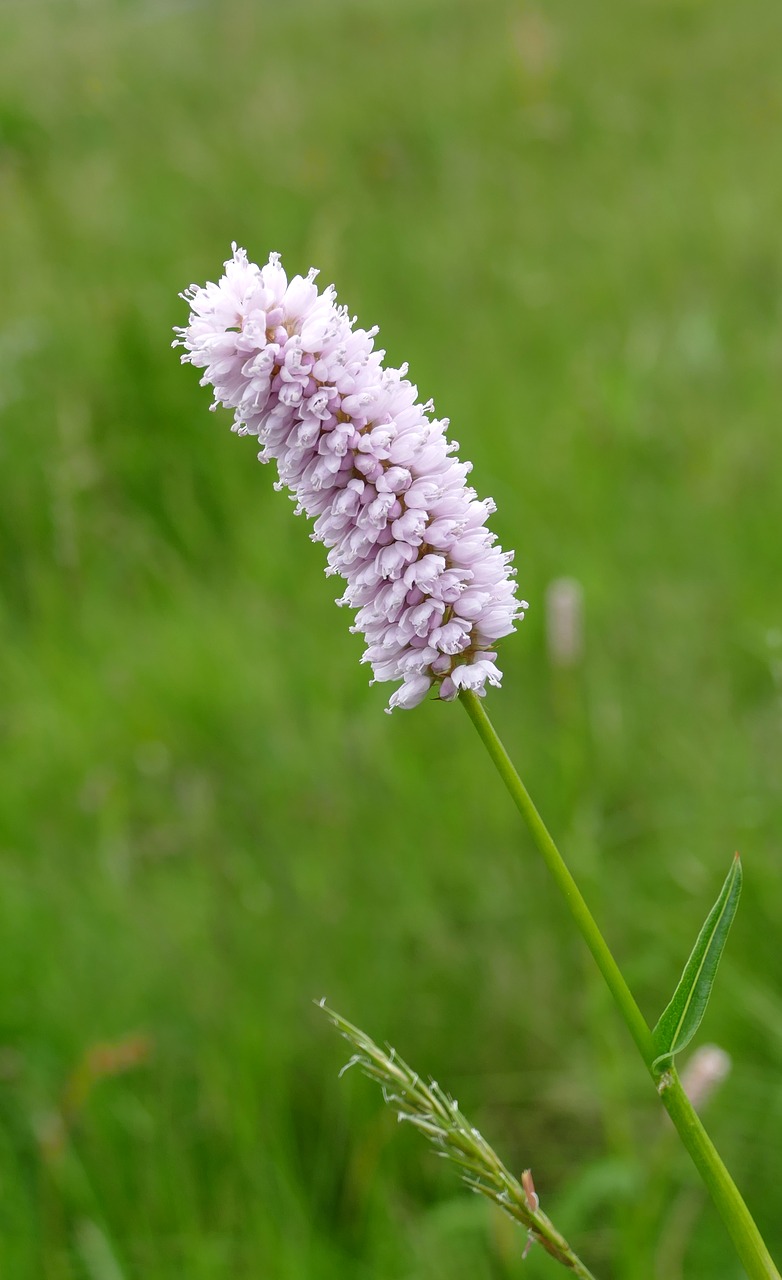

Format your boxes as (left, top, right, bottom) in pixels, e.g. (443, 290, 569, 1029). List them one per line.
(459, 689, 780, 1280)
(320, 1001, 598, 1280)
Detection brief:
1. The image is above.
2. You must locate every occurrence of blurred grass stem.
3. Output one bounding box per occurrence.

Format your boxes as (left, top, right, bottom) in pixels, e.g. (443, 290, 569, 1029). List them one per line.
(459, 689, 780, 1280)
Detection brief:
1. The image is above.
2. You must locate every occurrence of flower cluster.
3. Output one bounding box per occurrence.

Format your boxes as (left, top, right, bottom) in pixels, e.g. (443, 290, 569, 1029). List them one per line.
(175, 247, 525, 710)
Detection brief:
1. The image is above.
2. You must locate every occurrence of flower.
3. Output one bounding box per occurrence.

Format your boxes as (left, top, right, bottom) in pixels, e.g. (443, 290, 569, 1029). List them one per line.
(175, 246, 526, 710)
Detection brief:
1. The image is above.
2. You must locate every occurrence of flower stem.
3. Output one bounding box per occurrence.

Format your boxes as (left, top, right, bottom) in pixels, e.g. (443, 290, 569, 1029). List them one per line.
(459, 690, 653, 1063)
(459, 689, 780, 1280)
(656, 1067, 779, 1280)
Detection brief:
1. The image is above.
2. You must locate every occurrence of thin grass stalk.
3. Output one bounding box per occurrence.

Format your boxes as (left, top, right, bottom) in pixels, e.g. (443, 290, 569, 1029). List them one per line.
(321, 1002, 599, 1280)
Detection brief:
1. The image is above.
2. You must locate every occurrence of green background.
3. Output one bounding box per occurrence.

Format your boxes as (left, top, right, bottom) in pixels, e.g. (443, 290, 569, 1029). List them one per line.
(1, 1, 781, 1276)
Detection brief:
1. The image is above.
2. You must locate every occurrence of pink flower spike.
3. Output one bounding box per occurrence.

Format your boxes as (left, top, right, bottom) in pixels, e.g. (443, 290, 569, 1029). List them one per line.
(175, 247, 525, 710)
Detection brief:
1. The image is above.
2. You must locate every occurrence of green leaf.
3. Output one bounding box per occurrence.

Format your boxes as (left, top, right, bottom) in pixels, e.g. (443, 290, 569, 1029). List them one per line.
(652, 853, 743, 1072)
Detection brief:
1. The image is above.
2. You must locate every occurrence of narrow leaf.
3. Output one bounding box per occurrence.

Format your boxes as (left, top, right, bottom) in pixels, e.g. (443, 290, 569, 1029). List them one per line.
(652, 853, 743, 1071)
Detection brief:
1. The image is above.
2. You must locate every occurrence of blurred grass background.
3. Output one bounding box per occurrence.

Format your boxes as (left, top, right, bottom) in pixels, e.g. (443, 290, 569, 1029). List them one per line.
(1, 0, 781, 1276)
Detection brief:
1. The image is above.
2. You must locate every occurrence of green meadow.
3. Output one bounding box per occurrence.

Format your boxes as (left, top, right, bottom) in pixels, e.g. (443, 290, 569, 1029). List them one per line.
(1, 1, 781, 1275)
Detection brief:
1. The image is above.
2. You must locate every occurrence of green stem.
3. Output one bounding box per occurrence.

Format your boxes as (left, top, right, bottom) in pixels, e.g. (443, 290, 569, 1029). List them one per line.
(460, 690, 653, 1064)
(459, 689, 780, 1280)
(657, 1068, 779, 1280)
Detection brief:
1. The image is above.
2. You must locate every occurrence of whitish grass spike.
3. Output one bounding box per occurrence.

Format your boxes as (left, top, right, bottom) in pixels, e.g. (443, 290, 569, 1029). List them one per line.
(319, 1001, 598, 1279)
